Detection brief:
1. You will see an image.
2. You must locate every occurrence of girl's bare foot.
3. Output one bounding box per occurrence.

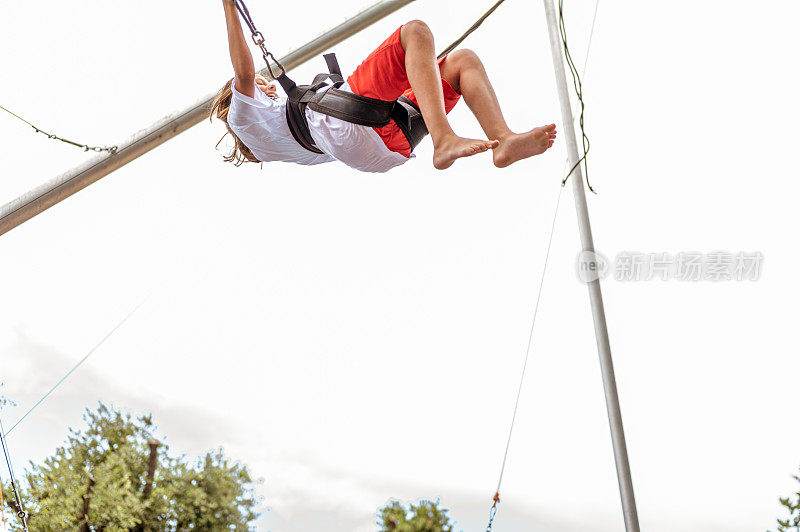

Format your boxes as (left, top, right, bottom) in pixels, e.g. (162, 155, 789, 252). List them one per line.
(493, 124, 557, 168)
(432, 135, 500, 170)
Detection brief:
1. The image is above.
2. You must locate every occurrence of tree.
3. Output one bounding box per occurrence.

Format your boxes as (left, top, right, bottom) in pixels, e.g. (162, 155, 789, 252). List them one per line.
(1, 403, 258, 531)
(773, 465, 800, 532)
(376, 499, 457, 532)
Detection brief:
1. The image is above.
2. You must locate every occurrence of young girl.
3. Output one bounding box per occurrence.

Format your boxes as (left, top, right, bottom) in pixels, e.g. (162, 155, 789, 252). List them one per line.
(211, 0, 556, 173)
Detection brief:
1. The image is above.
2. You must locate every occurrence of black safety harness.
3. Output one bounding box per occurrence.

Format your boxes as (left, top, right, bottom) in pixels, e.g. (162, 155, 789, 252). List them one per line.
(232, 0, 428, 155)
(232, 0, 508, 157)
(275, 53, 429, 155)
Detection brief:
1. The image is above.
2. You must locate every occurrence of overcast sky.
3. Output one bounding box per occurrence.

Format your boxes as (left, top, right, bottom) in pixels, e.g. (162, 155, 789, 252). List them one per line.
(1, 1, 799, 531)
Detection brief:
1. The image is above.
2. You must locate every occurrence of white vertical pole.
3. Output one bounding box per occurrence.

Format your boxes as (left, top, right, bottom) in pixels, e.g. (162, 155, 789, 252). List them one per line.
(542, 1, 640, 531)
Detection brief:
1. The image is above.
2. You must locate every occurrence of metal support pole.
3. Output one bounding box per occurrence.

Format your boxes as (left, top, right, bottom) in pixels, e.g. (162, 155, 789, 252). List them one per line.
(0, 0, 415, 237)
(542, 1, 640, 530)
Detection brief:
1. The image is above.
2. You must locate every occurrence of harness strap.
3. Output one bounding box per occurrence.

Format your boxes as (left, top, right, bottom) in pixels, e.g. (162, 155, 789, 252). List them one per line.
(276, 72, 297, 95)
(284, 101, 324, 154)
(324, 53, 343, 77)
(278, 52, 430, 155)
(306, 89, 395, 127)
(392, 96, 429, 151)
(279, 74, 324, 154)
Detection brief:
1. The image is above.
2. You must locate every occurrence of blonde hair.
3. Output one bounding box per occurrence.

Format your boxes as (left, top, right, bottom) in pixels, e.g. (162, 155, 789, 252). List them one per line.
(210, 78, 260, 166)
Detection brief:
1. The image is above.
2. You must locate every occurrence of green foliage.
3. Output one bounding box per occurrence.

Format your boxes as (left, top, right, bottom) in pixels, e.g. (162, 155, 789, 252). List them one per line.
(773, 467, 800, 532)
(377, 499, 456, 532)
(2, 403, 258, 531)
(0, 382, 17, 410)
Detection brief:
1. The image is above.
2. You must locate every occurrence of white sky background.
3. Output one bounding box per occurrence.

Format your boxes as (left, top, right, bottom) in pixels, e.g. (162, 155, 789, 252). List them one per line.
(1, 0, 798, 531)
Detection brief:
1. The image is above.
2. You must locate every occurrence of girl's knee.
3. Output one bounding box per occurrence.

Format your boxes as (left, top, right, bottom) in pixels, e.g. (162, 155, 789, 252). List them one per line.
(449, 49, 482, 68)
(440, 49, 482, 91)
(401, 20, 434, 45)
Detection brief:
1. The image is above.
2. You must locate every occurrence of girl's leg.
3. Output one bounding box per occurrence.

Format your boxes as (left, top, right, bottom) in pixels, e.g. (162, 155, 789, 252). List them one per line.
(439, 49, 512, 141)
(400, 21, 499, 170)
(439, 49, 558, 168)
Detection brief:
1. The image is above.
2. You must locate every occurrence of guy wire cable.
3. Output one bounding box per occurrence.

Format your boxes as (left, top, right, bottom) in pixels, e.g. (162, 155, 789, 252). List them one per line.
(4, 299, 146, 438)
(484, 1, 600, 529)
(0, 417, 28, 531)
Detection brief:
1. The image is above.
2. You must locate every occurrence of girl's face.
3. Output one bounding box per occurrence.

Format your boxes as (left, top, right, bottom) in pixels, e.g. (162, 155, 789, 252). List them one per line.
(255, 76, 279, 98)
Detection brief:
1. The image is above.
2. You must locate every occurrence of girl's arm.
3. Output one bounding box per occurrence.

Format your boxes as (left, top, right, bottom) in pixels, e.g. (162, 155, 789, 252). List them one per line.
(223, 0, 256, 97)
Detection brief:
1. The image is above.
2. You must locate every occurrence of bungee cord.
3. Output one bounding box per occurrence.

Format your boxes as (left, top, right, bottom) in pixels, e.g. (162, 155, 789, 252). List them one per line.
(0, 104, 117, 155)
(437, 0, 508, 60)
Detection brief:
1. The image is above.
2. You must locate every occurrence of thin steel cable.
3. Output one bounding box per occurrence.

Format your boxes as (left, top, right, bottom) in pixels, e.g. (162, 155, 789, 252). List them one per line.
(0, 104, 117, 154)
(581, 0, 601, 81)
(495, 0, 600, 489)
(486, 2, 600, 529)
(4, 300, 146, 437)
(0, 417, 27, 530)
(485, 182, 564, 532)
(493, 183, 564, 487)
